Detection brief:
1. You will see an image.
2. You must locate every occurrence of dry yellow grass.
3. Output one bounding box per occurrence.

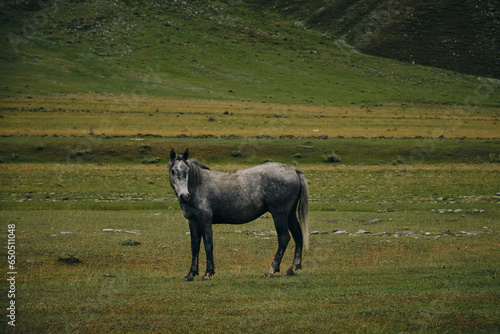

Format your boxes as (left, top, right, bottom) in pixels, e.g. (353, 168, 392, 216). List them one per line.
(1, 93, 498, 138)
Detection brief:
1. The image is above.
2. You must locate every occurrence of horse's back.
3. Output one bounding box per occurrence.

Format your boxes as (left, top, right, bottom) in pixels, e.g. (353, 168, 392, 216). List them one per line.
(246, 161, 300, 190)
(203, 163, 301, 224)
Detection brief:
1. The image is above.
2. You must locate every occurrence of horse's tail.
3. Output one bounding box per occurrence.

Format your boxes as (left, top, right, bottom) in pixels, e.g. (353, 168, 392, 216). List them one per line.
(297, 170, 309, 251)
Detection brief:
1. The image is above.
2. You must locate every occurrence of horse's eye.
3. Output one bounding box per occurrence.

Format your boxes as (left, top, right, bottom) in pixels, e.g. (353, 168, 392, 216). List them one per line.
(171, 170, 176, 176)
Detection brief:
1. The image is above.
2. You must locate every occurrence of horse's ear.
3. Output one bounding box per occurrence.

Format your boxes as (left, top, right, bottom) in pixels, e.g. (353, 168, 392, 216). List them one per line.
(182, 148, 190, 161)
(170, 148, 176, 162)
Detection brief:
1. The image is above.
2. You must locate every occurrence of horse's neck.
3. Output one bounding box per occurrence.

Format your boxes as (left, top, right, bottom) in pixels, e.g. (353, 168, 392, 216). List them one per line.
(188, 161, 209, 187)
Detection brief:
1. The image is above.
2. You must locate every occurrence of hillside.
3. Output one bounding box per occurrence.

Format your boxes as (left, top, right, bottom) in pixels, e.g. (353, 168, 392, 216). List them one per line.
(275, 0, 500, 79)
(0, 0, 499, 106)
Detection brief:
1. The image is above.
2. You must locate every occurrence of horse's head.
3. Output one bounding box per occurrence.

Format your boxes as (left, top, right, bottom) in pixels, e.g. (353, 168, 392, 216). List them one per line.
(167, 148, 191, 203)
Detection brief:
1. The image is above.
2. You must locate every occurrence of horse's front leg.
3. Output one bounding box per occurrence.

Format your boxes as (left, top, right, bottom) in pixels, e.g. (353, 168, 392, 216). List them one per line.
(183, 219, 201, 282)
(201, 222, 215, 281)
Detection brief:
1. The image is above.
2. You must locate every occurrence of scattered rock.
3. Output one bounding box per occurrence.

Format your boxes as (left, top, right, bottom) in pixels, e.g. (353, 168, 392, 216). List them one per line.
(103, 229, 138, 233)
(433, 208, 486, 214)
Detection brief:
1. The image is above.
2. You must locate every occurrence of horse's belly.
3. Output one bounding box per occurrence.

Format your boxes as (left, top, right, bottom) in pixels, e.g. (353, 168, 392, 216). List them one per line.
(212, 200, 267, 225)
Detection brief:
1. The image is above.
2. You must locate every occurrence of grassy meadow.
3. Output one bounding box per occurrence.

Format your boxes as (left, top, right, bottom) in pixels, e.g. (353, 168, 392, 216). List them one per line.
(1, 97, 499, 333)
(1, 1, 500, 332)
(1, 208, 499, 333)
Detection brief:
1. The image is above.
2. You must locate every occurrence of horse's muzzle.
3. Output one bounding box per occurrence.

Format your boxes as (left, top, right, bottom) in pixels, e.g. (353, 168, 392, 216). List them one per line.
(179, 193, 191, 203)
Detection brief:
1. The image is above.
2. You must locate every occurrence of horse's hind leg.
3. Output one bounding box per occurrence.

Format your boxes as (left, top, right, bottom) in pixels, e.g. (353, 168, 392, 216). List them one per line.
(286, 211, 303, 276)
(264, 213, 291, 278)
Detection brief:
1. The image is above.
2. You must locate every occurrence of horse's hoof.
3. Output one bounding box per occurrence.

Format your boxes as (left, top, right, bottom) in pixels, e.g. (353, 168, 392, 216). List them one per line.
(200, 273, 211, 281)
(263, 272, 275, 278)
(286, 265, 301, 276)
(182, 274, 195, 282)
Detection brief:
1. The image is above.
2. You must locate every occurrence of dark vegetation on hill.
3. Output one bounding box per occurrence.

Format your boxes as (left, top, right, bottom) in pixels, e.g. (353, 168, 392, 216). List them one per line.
(275, 0, 500, 78)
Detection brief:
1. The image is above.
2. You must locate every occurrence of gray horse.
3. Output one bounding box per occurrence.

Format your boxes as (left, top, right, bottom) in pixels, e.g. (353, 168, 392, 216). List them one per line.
(167, 149, 309, 281)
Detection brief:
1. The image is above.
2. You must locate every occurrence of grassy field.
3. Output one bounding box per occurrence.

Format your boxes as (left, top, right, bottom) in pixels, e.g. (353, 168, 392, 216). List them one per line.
(1, 95, 499, 168)
(1, 1, 499, 332)
(1, 206, 499, 332)
(1, 94, 500, 333)
(1, 94, 499, 139)
(1, 93, 499, 333)
(1, 158, 499, 332)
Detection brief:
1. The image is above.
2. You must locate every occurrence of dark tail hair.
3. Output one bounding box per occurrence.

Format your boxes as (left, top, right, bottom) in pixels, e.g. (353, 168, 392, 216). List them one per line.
(297, 170, 309, 251)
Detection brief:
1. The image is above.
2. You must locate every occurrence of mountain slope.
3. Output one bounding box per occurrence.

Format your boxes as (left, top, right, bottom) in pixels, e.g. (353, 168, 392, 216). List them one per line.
(0, 0, 498, 106)
(274, 0, 500, 79)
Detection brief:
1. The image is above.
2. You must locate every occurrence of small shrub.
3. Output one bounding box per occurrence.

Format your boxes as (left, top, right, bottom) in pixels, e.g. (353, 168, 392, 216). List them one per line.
(58, 255, 81, 265)
(489, 153, 500, 163)
(391, 155, 406, 165)
(231, 150, 242, 157)
(324, 152, 341, 163)
(69, 149, 92, 158)
(122, 237, 141, 246)
(294, 153, 303, 159)
(142, 157, 161, 164)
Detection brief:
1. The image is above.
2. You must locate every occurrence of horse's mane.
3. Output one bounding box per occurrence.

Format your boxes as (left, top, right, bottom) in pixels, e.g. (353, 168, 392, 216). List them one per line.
(189, 160, 210, 171)
(186, 159, 210, 191)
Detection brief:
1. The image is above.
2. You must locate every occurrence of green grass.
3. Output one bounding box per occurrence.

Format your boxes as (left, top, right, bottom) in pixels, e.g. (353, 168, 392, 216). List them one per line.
(1, 208, 498, 333)
(1, 136, 500, 166)
(1, 2, 499, 332)
(1, 160, 498, 332)
(1, 94, 499, 166)
(1, 163, 499, 212)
